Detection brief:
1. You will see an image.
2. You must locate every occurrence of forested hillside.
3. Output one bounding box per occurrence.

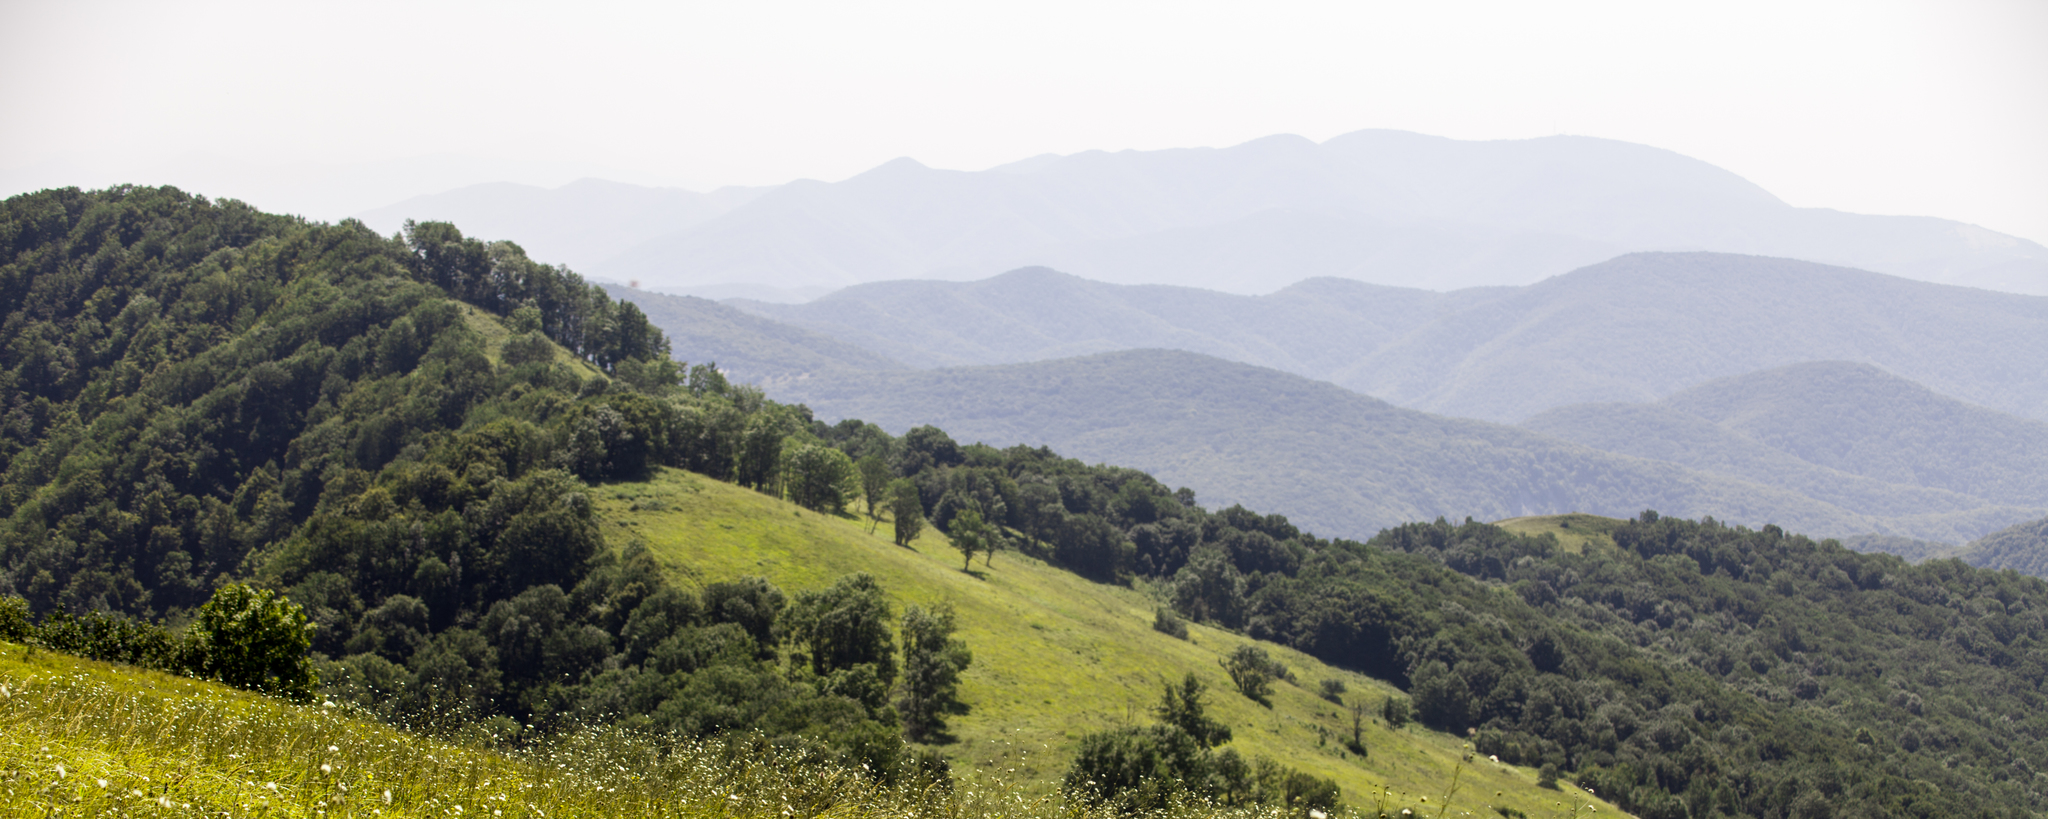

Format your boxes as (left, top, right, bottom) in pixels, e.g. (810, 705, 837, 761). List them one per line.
(6, 188, 2046, 818)
(1521, 362, 2048, 545)
(1959, 516, 2048, 577)
(1659, 362, 2048, 506)
(766, 348, 2027, 543)
(719, 253, 2048, 424)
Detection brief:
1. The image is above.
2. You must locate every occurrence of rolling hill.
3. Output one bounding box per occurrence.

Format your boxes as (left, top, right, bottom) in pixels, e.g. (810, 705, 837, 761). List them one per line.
(1956, 516, 2048, 577)
(763, 348, 2026, 543)
(1521, 362, 2048, 534)
(1657, 361, 2048, 505)
(591, 468, 1600, 813)
(723, 253, 2048, 424)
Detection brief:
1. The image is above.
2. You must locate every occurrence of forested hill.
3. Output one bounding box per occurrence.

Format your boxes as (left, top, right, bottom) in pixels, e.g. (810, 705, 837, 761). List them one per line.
(0, 185, 671, 616)
(722, 253, 2048, 424)
(765, 348, 2027, 543)
(1960, 516, 2048, 577)
(1521, 361, 2048, 543)
(6, 187, 2048, 817)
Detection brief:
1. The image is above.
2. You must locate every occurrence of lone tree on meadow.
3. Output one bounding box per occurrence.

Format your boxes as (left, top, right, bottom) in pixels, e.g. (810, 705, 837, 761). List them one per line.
(948, 507, 991, 570)
(887, 479, 924, 547)
(1219, 644, 1278, 705)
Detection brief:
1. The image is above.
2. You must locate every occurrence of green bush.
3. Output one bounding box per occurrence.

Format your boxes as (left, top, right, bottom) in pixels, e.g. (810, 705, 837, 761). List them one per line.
(193, 584, 317, 702)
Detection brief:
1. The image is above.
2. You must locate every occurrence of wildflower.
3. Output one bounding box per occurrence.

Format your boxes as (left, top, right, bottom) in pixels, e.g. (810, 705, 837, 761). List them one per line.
(53, 764, 64, 778)
(267, 782, 279, 791)
(1311, 811, 1328, 819)
(329, 745, 340, 753)
(322, 764, 333, 774)
(383, 789, 393, 805)
(97, 779, 109, 788)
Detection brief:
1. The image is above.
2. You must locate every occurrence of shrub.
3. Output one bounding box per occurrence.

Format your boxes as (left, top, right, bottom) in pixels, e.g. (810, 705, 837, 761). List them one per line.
(193, 584, 317, 701)
(1152, 607, 1189, 640)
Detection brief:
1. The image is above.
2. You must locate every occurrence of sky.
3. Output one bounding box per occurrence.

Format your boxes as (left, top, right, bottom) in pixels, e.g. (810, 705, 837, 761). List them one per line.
(3, 0, 2045, 245)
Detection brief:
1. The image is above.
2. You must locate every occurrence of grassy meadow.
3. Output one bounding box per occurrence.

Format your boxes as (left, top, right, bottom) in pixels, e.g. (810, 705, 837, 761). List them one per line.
(1492, 514, 1625, 555)
(596, 468, 1622, 817)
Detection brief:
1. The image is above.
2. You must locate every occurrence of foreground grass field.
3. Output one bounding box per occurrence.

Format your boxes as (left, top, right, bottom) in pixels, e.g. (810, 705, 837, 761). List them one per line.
(597, 468, 1623, 817)
(0, 639, 1616, 818)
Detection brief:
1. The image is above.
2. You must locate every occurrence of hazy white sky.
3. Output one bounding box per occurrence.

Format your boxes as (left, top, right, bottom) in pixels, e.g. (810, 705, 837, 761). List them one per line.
(4, 0, 2044, 243)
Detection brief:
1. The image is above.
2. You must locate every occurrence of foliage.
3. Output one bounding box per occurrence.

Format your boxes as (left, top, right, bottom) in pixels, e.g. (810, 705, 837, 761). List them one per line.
(1218, 645, 1277, 705)
(1152, 606, 1189, 640)
(947, 507, 991, 570)
(887, 478, 924, 547)
(1153, 673, 1231, 749)
(896, 602, 971, 743)
(192, 583, 316, 701)
(1066, 679, 1337, 816)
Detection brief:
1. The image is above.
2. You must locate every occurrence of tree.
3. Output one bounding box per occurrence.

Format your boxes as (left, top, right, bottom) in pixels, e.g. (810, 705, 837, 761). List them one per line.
(193, 583, 317, 701)
(1410, 660, 1474, 731)
(1381, 694, 1412, 728)
(781, 438, 858, 513)
(1345, 697, 1369, 756)
(948, 507, 991, 570)
(896, 602, 973, 742)
(1220, 644, 1275, 705)
(785, 573, 897, 684)
(1154, 673, 1231, 748)
(856, 454, 891, 533)
(887, 479, 925, 547)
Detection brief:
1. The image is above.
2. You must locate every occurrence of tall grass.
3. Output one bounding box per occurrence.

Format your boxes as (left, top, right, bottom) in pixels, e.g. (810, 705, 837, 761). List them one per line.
(3, 646, 1426, 819)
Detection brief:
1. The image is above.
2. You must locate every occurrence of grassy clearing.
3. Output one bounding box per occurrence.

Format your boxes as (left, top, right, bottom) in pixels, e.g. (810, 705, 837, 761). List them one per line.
(1492, 514, 1626, 555)
(599, 469, 1622, 817)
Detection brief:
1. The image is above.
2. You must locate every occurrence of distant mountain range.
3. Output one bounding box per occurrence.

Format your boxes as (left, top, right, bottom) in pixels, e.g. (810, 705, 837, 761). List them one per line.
(730, 253, 2048, 424)
(357, 130, 2048, 298)
(759, 349, 2042, 545)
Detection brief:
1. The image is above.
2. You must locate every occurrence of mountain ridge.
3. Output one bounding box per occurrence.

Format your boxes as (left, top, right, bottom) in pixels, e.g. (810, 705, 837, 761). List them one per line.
(763, 348, 2035, 544)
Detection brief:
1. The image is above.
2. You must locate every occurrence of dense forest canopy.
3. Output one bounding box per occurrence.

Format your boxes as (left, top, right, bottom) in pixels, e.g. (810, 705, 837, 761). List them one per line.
(3, 187, 2044, 818)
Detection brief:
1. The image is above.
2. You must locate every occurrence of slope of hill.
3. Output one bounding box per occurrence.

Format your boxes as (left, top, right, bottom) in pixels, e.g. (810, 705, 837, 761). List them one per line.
(764, 348, 2025, 543)
(1957, 516, 2048, 577)
(0, 639, 1136, 819)
(585, 130, 2048, 296)
(600, 283, 905, 381)
(593, 468, 1600, 813)
(1521, 401, 2001, 518)
(1658, 361, 2048, 505)
(722, 253, 2048, 424)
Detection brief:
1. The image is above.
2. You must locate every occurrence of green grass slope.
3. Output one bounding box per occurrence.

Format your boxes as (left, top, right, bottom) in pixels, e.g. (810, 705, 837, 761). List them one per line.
(1492, 513, 1624, 554)
(766, 348, 1935, 542)
(1, 640, 964, 819)
(595, 467, 1621, 816)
